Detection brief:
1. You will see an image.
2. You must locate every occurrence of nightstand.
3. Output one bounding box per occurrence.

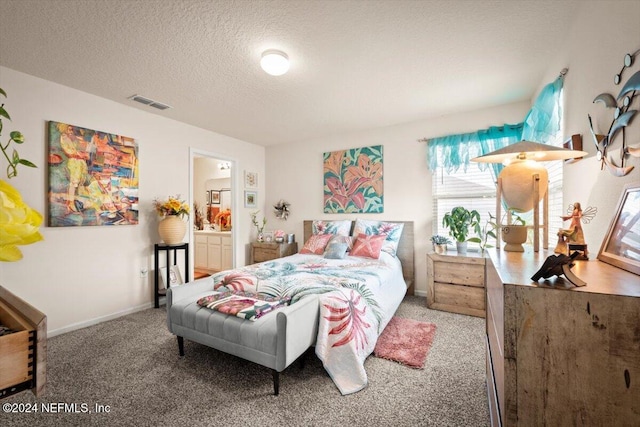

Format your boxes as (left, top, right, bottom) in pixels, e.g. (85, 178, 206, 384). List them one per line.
(250, 242, 298, 264)
(426, 251, 486, 317)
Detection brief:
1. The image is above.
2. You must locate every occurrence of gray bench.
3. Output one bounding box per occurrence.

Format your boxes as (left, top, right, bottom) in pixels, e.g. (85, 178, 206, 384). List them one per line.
(166, 276, 320, 395)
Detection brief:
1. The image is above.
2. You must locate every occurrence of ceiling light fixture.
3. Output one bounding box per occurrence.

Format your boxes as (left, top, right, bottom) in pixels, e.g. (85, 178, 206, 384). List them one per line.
(260, 50, 290, 76)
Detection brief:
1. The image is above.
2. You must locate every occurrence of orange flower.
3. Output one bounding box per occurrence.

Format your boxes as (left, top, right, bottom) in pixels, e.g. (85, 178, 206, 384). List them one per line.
(344, 153, 383, 196)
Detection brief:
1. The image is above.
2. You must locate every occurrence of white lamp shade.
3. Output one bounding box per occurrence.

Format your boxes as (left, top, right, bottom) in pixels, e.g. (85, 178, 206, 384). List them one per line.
(499, 161, 548, 212)
(260, 50, 290, 76)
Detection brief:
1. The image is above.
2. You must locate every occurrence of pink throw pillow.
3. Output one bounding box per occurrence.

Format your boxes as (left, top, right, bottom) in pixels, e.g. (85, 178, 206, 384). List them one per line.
(350, 233, 386, 259)
(300, 234, 333, 255)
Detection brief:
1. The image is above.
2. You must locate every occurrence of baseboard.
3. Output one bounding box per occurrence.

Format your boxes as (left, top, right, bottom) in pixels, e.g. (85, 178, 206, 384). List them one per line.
(414, 290, 427, 297)
(48, 302, 154, 337)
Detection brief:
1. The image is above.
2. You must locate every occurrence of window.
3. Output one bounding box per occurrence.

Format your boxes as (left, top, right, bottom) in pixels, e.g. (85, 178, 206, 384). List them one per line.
(432, 139, 564, 251)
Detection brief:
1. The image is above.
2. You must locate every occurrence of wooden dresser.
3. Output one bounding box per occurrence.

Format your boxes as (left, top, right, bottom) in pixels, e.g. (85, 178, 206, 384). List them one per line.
(250, 242, 298, 264)
(485, 248, 640, 426)
(427, 251, 486, 317)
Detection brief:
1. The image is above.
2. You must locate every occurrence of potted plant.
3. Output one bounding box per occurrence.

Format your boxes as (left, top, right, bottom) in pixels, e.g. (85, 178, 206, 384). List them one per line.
(500, 209, 527, 252)
(468, 212, 497, 254)
(442, 206, 481, 254)
(430, 235, 451, 254)
(0, 87, 43, 262)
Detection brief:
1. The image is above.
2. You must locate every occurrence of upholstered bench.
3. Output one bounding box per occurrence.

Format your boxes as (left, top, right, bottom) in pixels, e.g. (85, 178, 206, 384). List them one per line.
(166, 276, 319, 395)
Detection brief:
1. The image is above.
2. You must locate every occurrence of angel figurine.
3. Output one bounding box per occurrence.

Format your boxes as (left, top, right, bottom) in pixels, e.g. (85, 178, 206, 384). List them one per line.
(554, 203, 597, 258)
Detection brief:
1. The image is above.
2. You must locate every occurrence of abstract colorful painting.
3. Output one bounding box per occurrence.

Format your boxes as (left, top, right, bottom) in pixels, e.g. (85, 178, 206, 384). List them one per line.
(323, 145, 383, 213)
(48, 121, 139, 226)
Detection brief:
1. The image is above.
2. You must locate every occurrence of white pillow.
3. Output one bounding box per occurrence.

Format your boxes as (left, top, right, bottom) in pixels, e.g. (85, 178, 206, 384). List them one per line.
(312, 220, 352, 236)
(353, 219, 404, 256)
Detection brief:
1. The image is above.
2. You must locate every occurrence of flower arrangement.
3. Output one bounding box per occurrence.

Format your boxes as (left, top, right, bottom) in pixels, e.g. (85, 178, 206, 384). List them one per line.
(215, 209, 231, 230)
(250, 210, 266, 234)
(153, 195, 190, 219)
(0, 87, 43, 262)
(274, 229, 285, 243)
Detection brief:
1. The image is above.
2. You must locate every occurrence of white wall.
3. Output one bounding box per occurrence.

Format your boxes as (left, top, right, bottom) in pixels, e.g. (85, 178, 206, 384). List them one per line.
(265, 101, 530, 296)
(0, 66, 265, 334)
(265, 1, 640, 296)
(541, 0, 640, 251)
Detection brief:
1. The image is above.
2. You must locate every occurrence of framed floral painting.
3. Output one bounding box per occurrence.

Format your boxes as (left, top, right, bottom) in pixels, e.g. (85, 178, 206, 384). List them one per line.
(244, 190, 257, 208)
(323, 145, 383, 213)
(244, 171, 258, 188)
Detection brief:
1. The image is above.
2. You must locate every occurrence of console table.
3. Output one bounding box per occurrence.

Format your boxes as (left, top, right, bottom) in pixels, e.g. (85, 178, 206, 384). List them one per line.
(154, 243, 189, 308)
(485, 248, 639, 426)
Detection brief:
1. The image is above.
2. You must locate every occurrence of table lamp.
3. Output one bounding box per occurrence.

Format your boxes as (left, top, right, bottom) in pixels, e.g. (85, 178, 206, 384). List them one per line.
(471, 140, 587, 251)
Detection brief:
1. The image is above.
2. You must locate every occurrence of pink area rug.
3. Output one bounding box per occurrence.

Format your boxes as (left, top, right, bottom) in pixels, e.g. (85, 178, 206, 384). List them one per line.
(373, 316, 437, 369)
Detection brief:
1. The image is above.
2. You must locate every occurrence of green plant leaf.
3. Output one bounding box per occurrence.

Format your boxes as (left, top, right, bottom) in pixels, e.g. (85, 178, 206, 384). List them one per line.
(0, 106, 10, 120)
(18, 159, 37, 168)
(467, 237, 481, 243)
(12, 149, 19, 163)
(10, 131, 24, 143)
(0, 88, 7, 97)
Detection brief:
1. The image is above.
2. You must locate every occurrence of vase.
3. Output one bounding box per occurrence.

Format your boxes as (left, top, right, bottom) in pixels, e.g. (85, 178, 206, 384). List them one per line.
(158, 215, 186, 245)
(502, 225, 527, 252)
(455, 241, 468, 254)
(257, 232, 264, 243)
(433, 244, 447, 254)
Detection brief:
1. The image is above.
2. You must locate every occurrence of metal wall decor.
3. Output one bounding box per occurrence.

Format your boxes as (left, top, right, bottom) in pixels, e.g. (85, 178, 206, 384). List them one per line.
(588, 48, 640, 177)
(273, 199, 290, 220)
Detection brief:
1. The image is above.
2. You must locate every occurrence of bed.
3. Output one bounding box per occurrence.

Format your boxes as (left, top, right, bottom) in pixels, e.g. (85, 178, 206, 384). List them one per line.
(167, 219, 414, 395)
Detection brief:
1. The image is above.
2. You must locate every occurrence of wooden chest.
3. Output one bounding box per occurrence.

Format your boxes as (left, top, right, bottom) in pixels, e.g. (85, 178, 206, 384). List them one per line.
(427, 251, 486, 317)
(0, 286, 46, 399)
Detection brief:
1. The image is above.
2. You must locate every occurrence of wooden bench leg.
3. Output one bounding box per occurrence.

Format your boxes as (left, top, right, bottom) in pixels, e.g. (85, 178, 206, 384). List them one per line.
(177, 336, 184, 356)
(272, 370, 279, 396)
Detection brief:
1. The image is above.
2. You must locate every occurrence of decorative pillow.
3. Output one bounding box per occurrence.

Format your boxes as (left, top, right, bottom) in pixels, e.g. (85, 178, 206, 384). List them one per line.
(300, 234, 333, 255)
(328, 234, 354, 252)
(350, 233, 386, 259)
(353, 219, 404, 256)
(324, 241, 349, 259)
(312, 220, 352, 236)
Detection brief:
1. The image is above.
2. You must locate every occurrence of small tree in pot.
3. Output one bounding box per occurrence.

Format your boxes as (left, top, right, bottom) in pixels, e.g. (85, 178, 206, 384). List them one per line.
(442, 206, 481, 254)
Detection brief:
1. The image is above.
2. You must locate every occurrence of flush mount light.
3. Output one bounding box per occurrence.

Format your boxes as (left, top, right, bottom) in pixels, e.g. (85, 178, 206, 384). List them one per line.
(260, 50, 290, 76)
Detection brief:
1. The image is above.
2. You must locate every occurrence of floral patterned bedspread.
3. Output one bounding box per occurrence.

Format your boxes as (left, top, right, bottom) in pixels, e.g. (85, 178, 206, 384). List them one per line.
(208, 252, 407, 394)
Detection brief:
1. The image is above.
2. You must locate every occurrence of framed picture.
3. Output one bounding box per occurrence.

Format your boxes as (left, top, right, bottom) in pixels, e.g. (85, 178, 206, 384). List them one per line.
(263, 231, 274, 243)
(323, 145, 383, 213)
(210, 190, 220, 205)
(597, 183, 640, 275)
(47, 121, 139, 226)
(161, 265, 184, 289)
(244, 190, 257, 208)
(244, 171, 258, 188)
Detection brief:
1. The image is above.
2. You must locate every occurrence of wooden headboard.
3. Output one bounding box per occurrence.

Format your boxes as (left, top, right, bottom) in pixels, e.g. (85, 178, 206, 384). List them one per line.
(303, 220, 415, 294)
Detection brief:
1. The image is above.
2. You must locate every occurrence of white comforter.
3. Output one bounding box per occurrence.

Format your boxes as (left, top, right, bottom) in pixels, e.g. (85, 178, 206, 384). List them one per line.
(208, 252, 407, 394)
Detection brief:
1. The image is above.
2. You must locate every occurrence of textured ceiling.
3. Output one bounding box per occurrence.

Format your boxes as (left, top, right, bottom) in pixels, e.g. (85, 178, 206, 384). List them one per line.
(0, 0, 580, 146)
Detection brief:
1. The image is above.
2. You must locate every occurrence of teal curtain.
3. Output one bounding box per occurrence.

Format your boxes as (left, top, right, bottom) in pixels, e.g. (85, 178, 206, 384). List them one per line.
(426, 123, 523, 177)
(521, 76, 564, 144)
(424, 75, 564, 176)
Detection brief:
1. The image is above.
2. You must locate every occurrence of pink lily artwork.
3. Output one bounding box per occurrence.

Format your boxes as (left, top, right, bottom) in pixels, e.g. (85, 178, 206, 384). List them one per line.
(323, 145, 383, 213)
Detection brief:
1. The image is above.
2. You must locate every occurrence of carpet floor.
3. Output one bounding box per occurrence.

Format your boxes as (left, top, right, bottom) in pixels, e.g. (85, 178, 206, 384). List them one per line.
(3, 296, 489, 427)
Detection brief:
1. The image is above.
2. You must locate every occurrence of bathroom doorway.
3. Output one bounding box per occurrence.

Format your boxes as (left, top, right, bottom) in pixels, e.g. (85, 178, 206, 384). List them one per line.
(189, 148, 237, 278)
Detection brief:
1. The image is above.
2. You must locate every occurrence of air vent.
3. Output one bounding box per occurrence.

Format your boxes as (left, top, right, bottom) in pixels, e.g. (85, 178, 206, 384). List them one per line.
(128, 94, 172, 110)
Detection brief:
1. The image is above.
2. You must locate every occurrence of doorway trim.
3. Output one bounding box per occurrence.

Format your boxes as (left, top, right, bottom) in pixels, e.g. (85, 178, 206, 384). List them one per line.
(189, 147, 237, 276)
